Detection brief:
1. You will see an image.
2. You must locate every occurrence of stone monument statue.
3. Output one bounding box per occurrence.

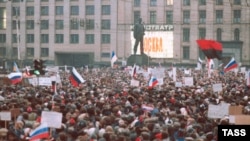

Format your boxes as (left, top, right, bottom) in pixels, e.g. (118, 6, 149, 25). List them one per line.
(133, 18, 145, 55)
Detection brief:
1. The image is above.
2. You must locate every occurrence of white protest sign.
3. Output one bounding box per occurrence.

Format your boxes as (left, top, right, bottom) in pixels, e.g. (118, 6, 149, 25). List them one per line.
(28, 77, 52, 86)
(212, 83, 223, 92)
(175, 82, 183, 87)
(229, 115, 235, 124)
(172, 67, 176, 81)
(50, 74, 61, 83)
(46, 66, 59, 73)
(41, 111, 62, 128)
(157, 78, 164, 86)
(240, 67, 246, 73)
(0, 112, 11, 121)
(247, 71, 250, 86)
(184, 77, 193, 86)
(151, 68, 165, 79)
(207, 103, 230, 119)
(130, 79, 140, 87)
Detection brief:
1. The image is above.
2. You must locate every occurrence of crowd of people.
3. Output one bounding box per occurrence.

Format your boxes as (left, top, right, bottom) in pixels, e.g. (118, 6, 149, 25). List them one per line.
(0, 65, 249, 141)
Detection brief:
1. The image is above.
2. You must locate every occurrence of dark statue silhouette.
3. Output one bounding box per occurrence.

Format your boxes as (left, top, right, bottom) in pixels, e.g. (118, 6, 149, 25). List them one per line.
(133, 18, 145, 55)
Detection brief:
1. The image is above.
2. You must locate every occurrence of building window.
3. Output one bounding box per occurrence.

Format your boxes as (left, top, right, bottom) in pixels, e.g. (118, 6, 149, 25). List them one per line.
(55, 34, 64, 43)
(183, 28, 190, 42)
(70, 18, 79, 30)
(26, 34, 34, 43)
(199, 10, 206, 24)
(233, 10, 241, 23)
(216, 10, 223, 24)
(26, 48, 34, 57)
(12, 48, 18, 57)
(70, 34, 79, 44)
(166, 0, 173, 5)
(41, 34, 49, 43)
(41, 48, 49, 57)
(134, 0, 140, 7)
(199, 49, 205, 60)
(101, 34, 110, 44)
(134, 11, 141, 24)
(12, 20, 20, 29)
(150, 0, 157, 6)
(71, 6, 79, 15)
(216, 28, 222, 41)
(26, 7, 34, 16)
(199, 28, 206, 39)
(102, 5, 110, 15)
(234, 28, 240, 41)
(166, 10, 173, 24)
(86, 5, 95, 15)
(0, 34, 6, 43)
(234, 0, 241, 5)
(12, 7, 20, 16)
(183, 46, 190, 59)
(216, 0, 223, 5)
(55, 6, 64, 15)
(12, 34, 18, 43)
(85, 34, 95, 44)
(26, 20, 34, 29)
(0, 47, 6, 57)
(55, 20, 64, 29)
(199, 0, 206, 5)
(85, 19, 95, 30)
(183, 0, 190, 6)
(101, 19, 110, 30)
(40, 20, 49, 29)
(0, 8, 6, 29)
(101, 52, 111, 58)
(183, 10, 190, 24)
(41, 6, 49, 16)
(150, 11, 156, 24)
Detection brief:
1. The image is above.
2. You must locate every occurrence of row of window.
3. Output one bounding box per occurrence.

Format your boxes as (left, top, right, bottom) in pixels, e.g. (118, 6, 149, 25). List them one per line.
(0, 47, 49, 57)
(183, 28, 240, 42)
(0, 34, 111, 44)
(134, 0, 242, 7)
(12, 5, 110, 16)
(0, 44, 200, 60)
(135, 9, 241, 25)
(1, 19, 110, 30)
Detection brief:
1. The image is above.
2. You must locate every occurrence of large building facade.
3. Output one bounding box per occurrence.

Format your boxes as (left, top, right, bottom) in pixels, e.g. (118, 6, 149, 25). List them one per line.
(0, 0, 249, 68)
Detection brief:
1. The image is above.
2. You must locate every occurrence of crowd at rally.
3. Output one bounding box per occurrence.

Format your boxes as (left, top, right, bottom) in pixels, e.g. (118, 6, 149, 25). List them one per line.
(0, 64, 249, 141)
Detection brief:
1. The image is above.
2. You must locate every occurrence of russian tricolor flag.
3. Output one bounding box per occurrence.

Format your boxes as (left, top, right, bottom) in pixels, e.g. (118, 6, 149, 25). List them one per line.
(148, 76, 158, 89)
(69, 67, 85, 87)
(29, 123, 49, 141)
(7, 72, 22, 84)
(224, 57, 238, 72)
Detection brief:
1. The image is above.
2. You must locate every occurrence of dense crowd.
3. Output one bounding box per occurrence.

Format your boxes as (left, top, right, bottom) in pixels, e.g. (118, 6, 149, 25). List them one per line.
(0, 65, 249, 141)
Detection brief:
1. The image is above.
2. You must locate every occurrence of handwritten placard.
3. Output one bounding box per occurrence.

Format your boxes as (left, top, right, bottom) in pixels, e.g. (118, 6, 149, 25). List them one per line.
(0, 112, 11, 121)
(212, 83, 223, 92)
(130, 79, 140, 87)
(41, 111, 62, 128)
(207, 103, 230, 119)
